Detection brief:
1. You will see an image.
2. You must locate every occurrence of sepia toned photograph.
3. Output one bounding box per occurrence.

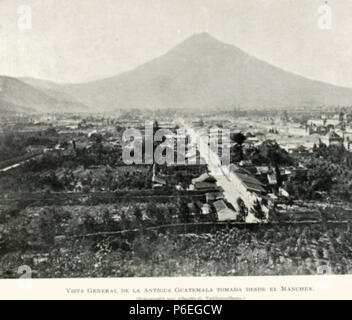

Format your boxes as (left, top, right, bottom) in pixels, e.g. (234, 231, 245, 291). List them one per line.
(1, 0, 352, 282)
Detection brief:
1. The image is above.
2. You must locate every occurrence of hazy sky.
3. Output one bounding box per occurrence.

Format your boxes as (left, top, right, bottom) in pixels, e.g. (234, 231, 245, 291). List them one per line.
(1, 0, 352, 87)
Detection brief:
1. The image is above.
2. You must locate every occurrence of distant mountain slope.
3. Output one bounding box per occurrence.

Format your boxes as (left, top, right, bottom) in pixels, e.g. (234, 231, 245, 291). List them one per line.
(4, 33, 352, 114)
(0, 76, 90, 114)
(20, 77, 84, 104)
(60, 32, 352, 111)
(0, 99, 36, 115)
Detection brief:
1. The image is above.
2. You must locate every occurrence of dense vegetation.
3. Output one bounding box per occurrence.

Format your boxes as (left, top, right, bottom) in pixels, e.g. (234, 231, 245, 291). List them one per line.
(2, 117, 352, 278)
(231, 137, 293, 166)
(0, 130, 58, 163)
(1, 223, 351, 278)
(287, 144, 352, 202)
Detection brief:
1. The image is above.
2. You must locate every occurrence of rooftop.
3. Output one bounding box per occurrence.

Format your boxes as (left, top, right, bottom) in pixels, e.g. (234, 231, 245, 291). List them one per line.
(231, 165, 266, 193)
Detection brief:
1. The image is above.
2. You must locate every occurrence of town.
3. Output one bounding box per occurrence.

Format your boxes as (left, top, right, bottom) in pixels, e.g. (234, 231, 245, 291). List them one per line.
(1, 106, 352, 277)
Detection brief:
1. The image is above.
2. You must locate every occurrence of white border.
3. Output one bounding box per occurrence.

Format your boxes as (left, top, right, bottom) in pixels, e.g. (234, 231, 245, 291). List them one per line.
(5, 275, 352, 300)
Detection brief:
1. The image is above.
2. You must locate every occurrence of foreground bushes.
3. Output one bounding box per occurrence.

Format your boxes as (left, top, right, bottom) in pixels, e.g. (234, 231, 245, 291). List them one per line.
(1, 223, 351, 278)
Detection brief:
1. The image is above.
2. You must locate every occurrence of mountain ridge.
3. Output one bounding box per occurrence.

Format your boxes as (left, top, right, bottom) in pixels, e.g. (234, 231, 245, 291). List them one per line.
(2, 33, 352, 114)
(0, 76, 91, 114)
(60, 32, 352, 111)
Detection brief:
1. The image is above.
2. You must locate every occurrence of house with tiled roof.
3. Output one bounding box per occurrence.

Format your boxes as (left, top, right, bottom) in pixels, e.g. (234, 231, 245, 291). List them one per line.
(191, 172, 216, 184)
(213, 200, 238, 221)
(323, 131, 343, 146)
(228, 165, 269, 220)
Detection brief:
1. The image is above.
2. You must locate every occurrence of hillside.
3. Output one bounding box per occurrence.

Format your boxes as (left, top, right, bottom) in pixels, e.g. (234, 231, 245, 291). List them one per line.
(0, 76, 90, 114)
(4, 33, 352, 113)
(60, 32, 352, 111)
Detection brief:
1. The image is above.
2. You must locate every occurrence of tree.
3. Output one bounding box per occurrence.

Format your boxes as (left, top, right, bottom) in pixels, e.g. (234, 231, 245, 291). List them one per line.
(250, 199, 265, 221)
(39, 211, 55, 245)
(237, 198, 248, 222)
(177, 196, 190, 223)
(231, 132, 246, 161)
(231, 132, 246, 146)
(258, 140, 292, 166)
(45, 127, 57, 136)
(274, 163, 283, 187)
(40, 171, 63, 191)
(134, 206, 143, 222)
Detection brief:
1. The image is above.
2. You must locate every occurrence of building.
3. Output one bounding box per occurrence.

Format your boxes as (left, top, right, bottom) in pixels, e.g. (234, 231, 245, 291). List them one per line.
(205, 192, 224, 203)
(344, 113, 352, 123)
(152, 176, 167, 189)
(323, 131, 343, 146)
(191, 172, 216, 184)
(228, 165, 267, 213)
(25, 145, 46, 154)
(213, 200, 237, 221)
(307, 119, 340, 127)
(192, 181, 218, 191)
(201, 204, 211, 215)
(152, 164, 167, 188)
(230, 166, 266, 195)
